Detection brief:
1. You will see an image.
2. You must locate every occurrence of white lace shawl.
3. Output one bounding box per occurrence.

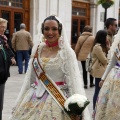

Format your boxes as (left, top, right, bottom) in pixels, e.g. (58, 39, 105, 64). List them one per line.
(63, 47, 91, 120)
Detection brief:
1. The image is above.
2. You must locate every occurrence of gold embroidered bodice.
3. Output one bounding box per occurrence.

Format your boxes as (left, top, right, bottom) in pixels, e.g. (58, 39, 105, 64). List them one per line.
(41, 57, 50, 69)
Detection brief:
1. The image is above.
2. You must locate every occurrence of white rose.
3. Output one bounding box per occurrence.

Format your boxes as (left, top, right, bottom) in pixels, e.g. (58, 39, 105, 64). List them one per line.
(64, 94, 88, 111)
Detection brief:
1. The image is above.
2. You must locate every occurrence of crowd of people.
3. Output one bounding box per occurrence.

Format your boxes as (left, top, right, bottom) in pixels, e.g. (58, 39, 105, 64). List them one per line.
(0, 15, 120, 120)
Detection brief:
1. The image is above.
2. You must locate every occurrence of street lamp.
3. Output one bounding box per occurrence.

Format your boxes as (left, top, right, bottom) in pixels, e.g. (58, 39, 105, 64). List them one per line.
(97, 0, 114, 28)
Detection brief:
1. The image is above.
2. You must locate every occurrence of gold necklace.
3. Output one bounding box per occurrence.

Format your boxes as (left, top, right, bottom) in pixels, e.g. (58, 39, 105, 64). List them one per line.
(48, 47, 53, 51)
(41, 57, 50, 69)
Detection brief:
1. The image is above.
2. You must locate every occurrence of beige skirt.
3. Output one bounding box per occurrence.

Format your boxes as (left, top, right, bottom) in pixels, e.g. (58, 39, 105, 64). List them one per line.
(9, 87, 70, 120)
(95, 67, 120, 120)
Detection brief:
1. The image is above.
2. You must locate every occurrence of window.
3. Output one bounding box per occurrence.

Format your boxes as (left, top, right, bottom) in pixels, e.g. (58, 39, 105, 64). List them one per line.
(72, 8, 86, 16)
(0, 0, 23, 8)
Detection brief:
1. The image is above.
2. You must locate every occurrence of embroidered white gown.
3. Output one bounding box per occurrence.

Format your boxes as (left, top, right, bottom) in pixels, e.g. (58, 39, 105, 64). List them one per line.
(95, 46, 120, 120)
(9, 43, 91, 120)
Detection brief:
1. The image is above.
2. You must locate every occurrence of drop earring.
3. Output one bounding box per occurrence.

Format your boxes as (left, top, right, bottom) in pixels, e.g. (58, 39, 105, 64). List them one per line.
(42, 36, 46, 42)
(58, 36, 64, 48)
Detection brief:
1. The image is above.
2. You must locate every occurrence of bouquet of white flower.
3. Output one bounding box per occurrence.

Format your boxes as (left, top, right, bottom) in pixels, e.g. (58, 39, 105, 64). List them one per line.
(64, 94, 90, 115)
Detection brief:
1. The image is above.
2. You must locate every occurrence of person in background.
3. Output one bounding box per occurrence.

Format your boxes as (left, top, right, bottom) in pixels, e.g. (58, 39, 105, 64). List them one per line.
(9, 15, 91, 120)
(90, 30, 108, 119)
(75, 25, 95, 89)
(105, 18, 117, 46)
(105, 18, 118, 61)
(0, 18, 16, 120)
(12, 23, 33, 74)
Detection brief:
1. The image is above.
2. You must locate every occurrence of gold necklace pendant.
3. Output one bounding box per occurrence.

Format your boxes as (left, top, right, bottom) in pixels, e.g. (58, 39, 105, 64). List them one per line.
(49, 47, 53, 51)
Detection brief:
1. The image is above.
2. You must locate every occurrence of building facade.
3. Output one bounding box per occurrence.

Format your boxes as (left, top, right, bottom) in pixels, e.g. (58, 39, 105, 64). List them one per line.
(0, 0, 119, 47)
(0, 0, 72, 44)
(0, 0, 30, 42)
(72, 0, 120, 48)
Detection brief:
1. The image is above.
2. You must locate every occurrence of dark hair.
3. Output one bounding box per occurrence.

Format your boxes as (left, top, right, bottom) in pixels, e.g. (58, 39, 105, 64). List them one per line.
(83, 25, 92, 32)
(92, 30, 107, 53)
(41, 15, 62, 35)
(105, 18, 117, 29)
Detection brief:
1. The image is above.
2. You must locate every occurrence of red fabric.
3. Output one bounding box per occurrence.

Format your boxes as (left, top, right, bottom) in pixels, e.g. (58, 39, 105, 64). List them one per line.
(34, 81, 38, 86)
(45, 40, 58, 47)
(0, 34, 9, 48)
(55, 82, 65, 85)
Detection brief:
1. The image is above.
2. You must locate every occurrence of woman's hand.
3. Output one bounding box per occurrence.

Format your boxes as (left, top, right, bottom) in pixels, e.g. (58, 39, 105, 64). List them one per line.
(106, 39, 110, 50)
(11, 57, 16, 65)
(99, 80, 104, 87)
(76, 115, 80, 120)
(76, 114, 83, 120)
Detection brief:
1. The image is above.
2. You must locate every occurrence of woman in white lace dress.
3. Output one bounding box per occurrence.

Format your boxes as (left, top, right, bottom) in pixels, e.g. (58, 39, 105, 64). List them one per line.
(95, 29, 120, 120)
(9, 15, 91, 120)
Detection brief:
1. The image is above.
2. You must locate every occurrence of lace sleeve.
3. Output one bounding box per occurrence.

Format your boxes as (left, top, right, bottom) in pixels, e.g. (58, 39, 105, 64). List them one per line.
(63, 48, 84, 95)
(62, 48, 91, 120)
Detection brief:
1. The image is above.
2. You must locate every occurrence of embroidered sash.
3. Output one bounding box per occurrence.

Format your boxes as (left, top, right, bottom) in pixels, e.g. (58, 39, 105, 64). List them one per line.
(32, 49, 76, 120)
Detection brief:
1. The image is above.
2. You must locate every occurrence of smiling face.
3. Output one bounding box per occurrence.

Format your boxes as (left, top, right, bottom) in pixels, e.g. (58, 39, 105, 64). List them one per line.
(43, 20, 60, 44)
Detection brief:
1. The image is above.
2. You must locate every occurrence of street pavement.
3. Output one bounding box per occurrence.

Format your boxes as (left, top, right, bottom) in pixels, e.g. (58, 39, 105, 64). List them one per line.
(2, 62, 94, 120)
